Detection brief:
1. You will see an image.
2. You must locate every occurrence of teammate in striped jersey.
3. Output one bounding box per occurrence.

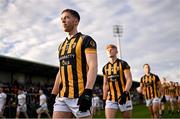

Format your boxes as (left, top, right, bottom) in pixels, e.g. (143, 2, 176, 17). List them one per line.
(103, 44, 133, 119)
(139, 64, 162, 118)
(169, 81, 176, 114)
(51, 9, 97, 118)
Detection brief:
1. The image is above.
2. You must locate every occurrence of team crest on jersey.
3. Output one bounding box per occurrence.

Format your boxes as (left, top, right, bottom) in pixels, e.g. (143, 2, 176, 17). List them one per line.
(90, 40, 95, 47)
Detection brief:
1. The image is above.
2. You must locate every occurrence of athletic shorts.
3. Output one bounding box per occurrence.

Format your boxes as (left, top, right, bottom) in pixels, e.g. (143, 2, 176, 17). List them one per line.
(165, 95, 170, 101)
(17, 104, 27, 112)
(54, 97, 91, 118)
(170, 97, 176, 103)
(105, 100, 133, 112)
(145, 97, 160, 107)
(37, 103, 48, 112)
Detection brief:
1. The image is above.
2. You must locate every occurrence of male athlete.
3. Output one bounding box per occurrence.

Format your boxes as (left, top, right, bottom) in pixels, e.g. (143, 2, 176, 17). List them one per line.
(51, 9, 97, 118)
(0, 87, 6, 118)
(159, 77, 167, 116)
(36, 89, 51, 119)
(169, 81, 176, 114)
(103, 44, 133, 119)
(139, 64, 161, 118)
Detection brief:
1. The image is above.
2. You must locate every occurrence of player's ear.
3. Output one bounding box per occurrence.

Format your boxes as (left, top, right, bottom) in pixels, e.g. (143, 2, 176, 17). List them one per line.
(116, 50, 118, 54)
(74, 18, 79, 25)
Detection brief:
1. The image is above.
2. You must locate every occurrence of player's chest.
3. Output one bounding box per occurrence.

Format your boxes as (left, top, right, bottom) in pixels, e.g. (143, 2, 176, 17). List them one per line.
(143, 77, 155, 87)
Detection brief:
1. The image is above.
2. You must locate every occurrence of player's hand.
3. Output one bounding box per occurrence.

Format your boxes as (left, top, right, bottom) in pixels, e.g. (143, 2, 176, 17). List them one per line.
(77, 89, 92, 112)
(118, 91, 128, 105)
(161, 95, 166, 103)
(48, 94, 56, 112)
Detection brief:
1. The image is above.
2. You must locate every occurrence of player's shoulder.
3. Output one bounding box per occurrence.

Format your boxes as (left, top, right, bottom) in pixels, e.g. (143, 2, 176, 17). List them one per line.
(150, 73, 159, 78)
(118, 59, 130, 69)
(141, 74, 146, 79)
(80, 33, 90, 38)
(81, 33, 95, 42)
(2, 92, 6, 97)
(117, 59, 129, 65)
(103, 62, 110, 69)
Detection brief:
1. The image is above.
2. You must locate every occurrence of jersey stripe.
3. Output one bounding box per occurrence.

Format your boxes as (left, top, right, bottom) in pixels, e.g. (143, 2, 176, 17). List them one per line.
(67, 65, 74, 98)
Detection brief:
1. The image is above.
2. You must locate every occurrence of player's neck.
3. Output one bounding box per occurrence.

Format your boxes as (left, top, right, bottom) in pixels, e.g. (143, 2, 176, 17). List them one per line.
(109, 57, 117, 64)
(145, 72, 150, 76)
(67, 29, 78, 39)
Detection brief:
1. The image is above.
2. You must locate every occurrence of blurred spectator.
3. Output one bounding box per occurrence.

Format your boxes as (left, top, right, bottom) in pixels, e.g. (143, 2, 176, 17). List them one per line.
(16, 88, 29, 119)
(0, 87, 7, 118)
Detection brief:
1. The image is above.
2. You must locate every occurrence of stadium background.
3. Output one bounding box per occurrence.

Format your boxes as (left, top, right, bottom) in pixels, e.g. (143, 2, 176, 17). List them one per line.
(0, 55, 141, 118)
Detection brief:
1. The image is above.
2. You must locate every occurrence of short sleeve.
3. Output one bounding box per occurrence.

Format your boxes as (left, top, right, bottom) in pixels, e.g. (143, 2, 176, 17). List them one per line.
(121, 61, 130, 70)
(140, 77, 142, 83)
(82, 35, 97, 54)
(102, 66, 106, 75)
(140, 77, 143, 86)
(155, 75, 160, 83)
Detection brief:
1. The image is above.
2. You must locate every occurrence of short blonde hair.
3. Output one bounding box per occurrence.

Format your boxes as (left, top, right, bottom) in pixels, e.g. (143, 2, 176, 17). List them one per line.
(105, 44, 117, 50)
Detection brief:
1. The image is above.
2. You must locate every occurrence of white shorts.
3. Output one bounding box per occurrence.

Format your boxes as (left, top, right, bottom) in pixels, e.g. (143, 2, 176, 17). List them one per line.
(165, 95, 170, 101)
(92, 102, 99, 108)
(105, 100, 133, 112)
(17, 104, 27, 112)
(54, 97, 91, 118)
(145, 97, 160, 107)
(170, 97, 176, 103)
(37, 103, 48, 112)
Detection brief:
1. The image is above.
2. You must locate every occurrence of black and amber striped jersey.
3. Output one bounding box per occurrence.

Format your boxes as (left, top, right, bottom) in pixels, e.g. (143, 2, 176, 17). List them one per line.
(164, 83, 170, 96)
(102, 59, 131, 102)
(177, 86, 180, 96)
(169, 86, 176, 97)
(140, 73, 161, 99)
(58, 32, 97, 98)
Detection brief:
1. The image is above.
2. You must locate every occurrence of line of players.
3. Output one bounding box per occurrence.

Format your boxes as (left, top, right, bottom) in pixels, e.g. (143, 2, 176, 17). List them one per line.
(137, 76, 180, 118)
(0, 88, 51, 119)
(160, 78, 180, 115)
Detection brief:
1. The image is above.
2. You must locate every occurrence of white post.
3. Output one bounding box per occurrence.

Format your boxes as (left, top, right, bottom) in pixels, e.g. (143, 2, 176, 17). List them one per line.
(113, 25, 123, 59)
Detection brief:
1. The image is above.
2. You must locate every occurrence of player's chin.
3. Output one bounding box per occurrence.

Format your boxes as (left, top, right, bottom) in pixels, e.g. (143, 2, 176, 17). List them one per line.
(64, 29, 69, 32)
(109, 56, 114, 58)
(63, 27, 70, 32)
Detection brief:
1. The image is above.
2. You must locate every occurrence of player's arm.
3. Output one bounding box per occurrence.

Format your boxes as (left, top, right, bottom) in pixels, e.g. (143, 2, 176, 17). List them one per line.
(103, 75, 109, 100)
(124, 69, 132, 92)
(139, 83, 143, 94)
(77, 37, 97, 112)
(156, 76, 162, 95)
(118, 68, 132, 105)
(85, 53, 98, 89)
(158, 81, 162, 95)
(77, 52, 97, 112)
(51, 69, 61, 95)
